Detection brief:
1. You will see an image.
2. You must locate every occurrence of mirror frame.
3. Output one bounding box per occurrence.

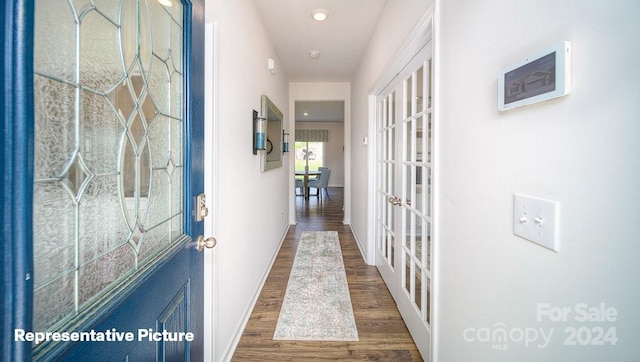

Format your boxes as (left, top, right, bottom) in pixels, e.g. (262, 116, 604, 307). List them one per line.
(260, 95, 284, 172)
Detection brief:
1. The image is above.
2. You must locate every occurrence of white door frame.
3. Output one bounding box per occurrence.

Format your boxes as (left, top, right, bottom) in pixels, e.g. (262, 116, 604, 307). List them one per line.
(288, 83, 352, 226)
(203, 16, 219, 362)
(366, 7, 437, 361)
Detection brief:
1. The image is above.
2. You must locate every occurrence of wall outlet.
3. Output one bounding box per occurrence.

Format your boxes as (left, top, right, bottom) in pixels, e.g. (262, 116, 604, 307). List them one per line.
(513, 194, 558, 252)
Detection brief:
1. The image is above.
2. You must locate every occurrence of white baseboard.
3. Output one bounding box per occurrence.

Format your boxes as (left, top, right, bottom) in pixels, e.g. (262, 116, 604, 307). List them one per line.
(349, 224, 369, 265)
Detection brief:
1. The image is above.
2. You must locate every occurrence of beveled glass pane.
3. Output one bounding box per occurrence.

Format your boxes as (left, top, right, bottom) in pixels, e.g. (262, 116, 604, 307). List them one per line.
(79, 244, 135, 306)
(138, 1, 153, 74)
(149, 0, 172, 61)
(121, 139, 137, 202)
(79, 174, 129, 264)
(170, 117, 183, 163)
(33, 75, 76, 181)
(71, 0, 93, 16)
(148, 115, 172, 168)
(33, 183, 75, 287)
(149, 56, 171, 115)
(80, 10, 124, 93)
(34, 0, 76, 83)
(147, 170, 172, 229)
(139, 140, 152, 200)
(170, 10, 183, 73)
(34, 0, 185, 333)
(141, 93, 158, 124)
(171, 72, 183, 119)
(93, 0, 121, 25)
(80, 89, 123, 174)
(33, 273, 75, 332)
(171, 164, 184, 224)
(139, 220, 171, 265)
(121, 0, 137, 71)
(109, 78, 136, 123)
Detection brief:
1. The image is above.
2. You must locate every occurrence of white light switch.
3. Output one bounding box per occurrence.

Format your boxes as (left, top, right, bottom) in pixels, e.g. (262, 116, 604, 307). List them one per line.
(513, 194, 558, 252)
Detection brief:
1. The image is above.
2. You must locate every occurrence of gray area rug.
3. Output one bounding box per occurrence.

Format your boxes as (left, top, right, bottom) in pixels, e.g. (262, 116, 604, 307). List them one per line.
(273, 231, 359, 341)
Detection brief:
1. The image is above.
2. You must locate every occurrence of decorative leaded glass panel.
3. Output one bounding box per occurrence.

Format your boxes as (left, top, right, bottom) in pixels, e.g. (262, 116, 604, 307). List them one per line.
(33, 0, 184, 332)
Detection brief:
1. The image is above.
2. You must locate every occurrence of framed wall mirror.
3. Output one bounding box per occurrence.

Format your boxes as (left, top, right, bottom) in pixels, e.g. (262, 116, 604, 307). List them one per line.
(261, 95, 284, 172)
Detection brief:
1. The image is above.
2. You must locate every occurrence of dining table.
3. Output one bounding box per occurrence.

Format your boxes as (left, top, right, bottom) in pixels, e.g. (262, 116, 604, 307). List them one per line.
(295, 170, 321, 199)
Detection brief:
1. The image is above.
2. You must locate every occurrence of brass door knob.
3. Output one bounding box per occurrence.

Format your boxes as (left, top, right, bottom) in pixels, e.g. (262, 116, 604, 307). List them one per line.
(196, 235, 217, 252)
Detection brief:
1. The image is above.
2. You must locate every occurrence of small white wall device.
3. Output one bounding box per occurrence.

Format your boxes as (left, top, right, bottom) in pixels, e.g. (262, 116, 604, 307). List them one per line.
(498, 41, 571, 111)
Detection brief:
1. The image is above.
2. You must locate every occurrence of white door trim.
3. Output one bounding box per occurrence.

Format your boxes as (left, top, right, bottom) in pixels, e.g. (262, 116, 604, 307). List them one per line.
(204, 15, 219, 362)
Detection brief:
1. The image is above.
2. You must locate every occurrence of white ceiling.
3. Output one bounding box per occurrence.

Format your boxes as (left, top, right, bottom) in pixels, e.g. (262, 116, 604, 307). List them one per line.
(295, 101, 344, 122)
(253, 0, 387, 82)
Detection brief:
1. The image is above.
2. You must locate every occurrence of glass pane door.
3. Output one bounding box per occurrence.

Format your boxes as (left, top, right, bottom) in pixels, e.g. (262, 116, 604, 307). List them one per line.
(33, 0, 185, 333)
(399, 60, 433, 327)
(374, 45, 433, 359)
(376, 91, 397, 281)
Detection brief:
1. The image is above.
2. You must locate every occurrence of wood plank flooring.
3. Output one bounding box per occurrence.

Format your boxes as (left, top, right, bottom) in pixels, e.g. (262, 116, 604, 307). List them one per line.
(231, 188, 423, 361)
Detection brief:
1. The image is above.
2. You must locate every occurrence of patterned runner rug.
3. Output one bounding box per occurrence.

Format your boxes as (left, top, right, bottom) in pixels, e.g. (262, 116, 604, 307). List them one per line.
(273, 231, 359, 341)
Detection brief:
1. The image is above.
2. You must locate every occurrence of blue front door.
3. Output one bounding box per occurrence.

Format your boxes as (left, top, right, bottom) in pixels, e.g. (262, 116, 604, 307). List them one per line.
(2, 0, 206, 360)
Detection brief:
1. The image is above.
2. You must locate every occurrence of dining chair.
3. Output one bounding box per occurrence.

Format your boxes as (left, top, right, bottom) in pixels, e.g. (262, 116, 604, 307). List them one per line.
(295, 178, 304, 196)
(310, 166, 328, 181)
(308, 168, 331, 199)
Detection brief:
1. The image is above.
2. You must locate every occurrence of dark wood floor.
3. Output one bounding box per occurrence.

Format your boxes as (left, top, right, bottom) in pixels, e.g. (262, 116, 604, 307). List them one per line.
(231, 188, 423, 361)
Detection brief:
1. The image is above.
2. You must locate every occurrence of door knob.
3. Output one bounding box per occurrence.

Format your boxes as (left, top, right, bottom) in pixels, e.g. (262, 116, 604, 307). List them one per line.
(196, 235, 217, 252)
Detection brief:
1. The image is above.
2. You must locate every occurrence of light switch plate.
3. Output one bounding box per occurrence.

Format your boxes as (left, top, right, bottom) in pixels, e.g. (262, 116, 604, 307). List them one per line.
(513, 194, 558, 252)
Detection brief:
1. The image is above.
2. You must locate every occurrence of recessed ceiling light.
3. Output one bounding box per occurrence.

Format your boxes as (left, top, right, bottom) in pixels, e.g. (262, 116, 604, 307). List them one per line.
(309, 50, 320, 59)
(157, 0, 172, 6)
(304, 112, 309, 116)
(311, 9, 329, 22)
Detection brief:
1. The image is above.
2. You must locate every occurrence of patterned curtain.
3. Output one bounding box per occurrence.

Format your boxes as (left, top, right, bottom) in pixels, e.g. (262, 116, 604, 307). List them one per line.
(295, 129, 329, 142)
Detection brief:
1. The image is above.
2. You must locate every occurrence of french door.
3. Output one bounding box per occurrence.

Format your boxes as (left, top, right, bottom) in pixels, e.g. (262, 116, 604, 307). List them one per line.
(2, 0, 207, 360)
(375, 45, 433, 359)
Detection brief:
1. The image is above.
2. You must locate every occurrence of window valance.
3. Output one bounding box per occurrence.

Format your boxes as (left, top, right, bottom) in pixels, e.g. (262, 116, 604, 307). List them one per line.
(295, 129, 328, 142)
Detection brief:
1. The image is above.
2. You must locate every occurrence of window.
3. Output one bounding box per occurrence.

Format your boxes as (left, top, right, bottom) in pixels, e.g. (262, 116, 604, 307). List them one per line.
(295, 141, 324, 171)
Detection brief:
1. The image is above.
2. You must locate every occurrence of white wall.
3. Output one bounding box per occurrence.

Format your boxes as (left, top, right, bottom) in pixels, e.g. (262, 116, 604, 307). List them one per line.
(351, 0, 640, 360)
(436, 0, 640, 360)
(205, 1, 290, 360)
(294, 121, 345, 187)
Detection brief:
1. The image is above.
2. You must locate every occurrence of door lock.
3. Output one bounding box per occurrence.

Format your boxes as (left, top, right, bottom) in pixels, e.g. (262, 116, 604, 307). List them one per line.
(196, 193, 208, 222)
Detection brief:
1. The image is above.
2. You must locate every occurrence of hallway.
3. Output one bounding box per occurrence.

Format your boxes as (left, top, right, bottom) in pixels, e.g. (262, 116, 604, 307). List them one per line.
(232, 188, 422, 361)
